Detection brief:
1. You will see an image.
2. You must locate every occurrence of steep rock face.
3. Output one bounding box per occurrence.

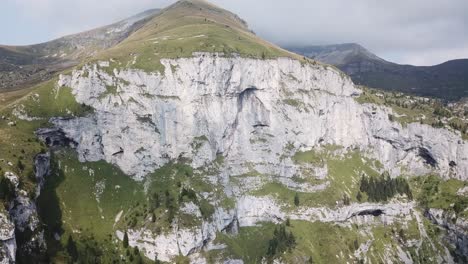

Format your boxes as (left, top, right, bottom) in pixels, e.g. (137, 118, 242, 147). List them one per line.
(427, 208, 468, 259)
(0, 210, 15, 264)
(55, 53, 468, 181)
(1, 153, 51, 263)
(48, 53, 467, 261)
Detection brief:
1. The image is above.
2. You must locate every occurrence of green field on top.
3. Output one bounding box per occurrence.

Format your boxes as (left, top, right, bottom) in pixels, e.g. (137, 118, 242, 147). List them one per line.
(93, 0, 305, 73)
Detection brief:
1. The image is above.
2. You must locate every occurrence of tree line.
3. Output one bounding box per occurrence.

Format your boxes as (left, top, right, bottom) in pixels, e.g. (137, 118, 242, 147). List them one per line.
(359, 173, 412, 202)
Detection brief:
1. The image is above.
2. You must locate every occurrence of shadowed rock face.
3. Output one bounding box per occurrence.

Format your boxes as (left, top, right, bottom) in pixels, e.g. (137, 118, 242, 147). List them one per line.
(426, 208, 468, 261)
(0, 153, 51, 263)
(36, 127, 77, 148)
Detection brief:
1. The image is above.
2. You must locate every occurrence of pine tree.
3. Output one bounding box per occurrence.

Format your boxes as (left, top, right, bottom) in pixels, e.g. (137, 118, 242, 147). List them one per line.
(134, 246, 139, 255)
(17, 160, 25, 172)
(356, 192, 363, 202)
(123, 231, 129, 248)
(152, 193, 160, 209)
(66, 235, 79, 262)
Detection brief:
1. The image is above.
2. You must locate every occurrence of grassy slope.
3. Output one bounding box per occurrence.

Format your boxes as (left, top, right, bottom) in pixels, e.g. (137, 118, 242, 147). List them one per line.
(210, 219, 449, 264)
(93, 0, 305, 73)
(0, 79, 91, 196)
(37, 148, 234, 262)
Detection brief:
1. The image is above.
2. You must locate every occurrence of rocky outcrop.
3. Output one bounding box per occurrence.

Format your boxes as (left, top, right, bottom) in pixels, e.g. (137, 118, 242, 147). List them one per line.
(116, 207, 236, 262)
(0, 211, 16, 264)
(237, 196, 415, 226)
(426, 208, 468, 260)
(54, 53, 467, 182)
(119, 194, 416, 261)
(1, 153, 51, 263)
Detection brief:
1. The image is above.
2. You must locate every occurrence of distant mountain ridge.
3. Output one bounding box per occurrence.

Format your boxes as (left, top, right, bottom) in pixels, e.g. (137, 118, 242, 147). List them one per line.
(287, 43, 468, 100)
(0, 8, 160, 91)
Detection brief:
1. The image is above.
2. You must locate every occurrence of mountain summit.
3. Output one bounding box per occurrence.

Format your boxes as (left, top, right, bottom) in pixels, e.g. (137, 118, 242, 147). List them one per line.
(0, 1, 467, 263)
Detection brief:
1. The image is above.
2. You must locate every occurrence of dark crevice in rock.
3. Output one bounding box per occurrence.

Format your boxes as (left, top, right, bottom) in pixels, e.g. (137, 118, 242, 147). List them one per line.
(253, 123, 269, 128)
(136, 114, 160, 134)
(112, 148, 124, 156)
(8, 152, 51, 263)
(373, 135, 399, 149)
(221, 215, 239, 235)
(357, 209, 384, 217)
(418, 147, 437, 167)
(237, 87, 259, 112)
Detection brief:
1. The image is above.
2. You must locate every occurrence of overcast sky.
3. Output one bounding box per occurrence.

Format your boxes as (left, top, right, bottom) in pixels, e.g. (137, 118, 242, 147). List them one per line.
(1, 0, 467, 66)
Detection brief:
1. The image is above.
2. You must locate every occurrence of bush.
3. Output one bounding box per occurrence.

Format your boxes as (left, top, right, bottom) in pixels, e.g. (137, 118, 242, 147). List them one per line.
(294, 193, 300, 206)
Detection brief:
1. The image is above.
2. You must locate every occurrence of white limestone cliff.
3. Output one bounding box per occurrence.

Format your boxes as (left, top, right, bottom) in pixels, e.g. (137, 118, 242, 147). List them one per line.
(0, 210, 16, 264)
(50, 53, 467, 261)
(55, 53, 468, 182)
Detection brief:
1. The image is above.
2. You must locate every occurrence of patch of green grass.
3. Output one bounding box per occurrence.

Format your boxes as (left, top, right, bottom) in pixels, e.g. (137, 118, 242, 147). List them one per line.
(35, 147, 236, 262)
(98, 85, 119, 99)
(284, 221, 361, 263)
(292, 149, 324, 166)
(212, 219, 447, 264)
(0, 119, 46, 195)
(254, 150, 381, 208)
(38, 150, 146, 240)
(0, 74, 93, 214)
(37, 149, 147, 262)
(410, 175, 468, 214)
(20, 80, 93, 118)
(191, 135, 209, 151)
(215, 222, 276, 264)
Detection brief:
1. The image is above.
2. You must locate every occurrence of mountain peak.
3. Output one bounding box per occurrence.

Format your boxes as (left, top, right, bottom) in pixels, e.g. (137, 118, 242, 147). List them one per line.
(96, 0, 300, 72)
(287, 43, 386, 66)
(159, 0, 250, 31)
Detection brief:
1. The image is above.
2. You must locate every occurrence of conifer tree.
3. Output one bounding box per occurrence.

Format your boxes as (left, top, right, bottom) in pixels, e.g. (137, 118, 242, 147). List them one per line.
(123, 231, 129, 248)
